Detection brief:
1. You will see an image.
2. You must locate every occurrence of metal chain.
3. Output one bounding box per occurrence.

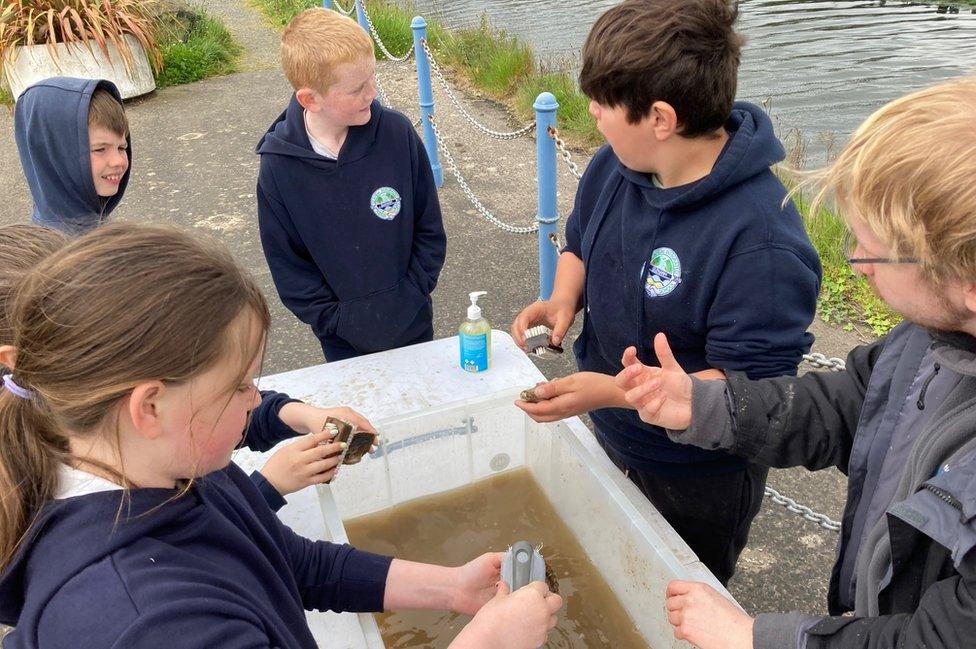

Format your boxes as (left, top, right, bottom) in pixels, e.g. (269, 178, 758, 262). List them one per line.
(547, 126, 582, 180)
(332, 0, 355, 16)
(803, 352, 847, 372)
(764, 486, 842, 532)
(374, 70, 388, 106)
(360, 1, 413, 62)
(427, 115, 540, 234)
(422, 39, 536, 140)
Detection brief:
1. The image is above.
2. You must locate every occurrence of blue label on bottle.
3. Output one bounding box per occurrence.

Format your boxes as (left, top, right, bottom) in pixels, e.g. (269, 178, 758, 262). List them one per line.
(460, 333, 488, 372)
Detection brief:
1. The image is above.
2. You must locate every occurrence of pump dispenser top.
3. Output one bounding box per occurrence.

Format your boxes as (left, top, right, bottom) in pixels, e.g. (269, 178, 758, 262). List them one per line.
(467, 291, 487, 320)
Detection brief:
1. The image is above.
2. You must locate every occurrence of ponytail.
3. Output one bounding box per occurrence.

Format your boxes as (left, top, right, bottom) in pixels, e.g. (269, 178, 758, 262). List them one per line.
(0, 382, 67, 569)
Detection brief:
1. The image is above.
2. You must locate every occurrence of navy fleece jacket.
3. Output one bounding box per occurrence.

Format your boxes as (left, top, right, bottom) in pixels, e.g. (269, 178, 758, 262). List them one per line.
(256, 98, 446, 355)
(0, 464, 393, 649)
(246, 390, 302, 511)
(14, 77, 131, 235)
(566, 102, 821, 474)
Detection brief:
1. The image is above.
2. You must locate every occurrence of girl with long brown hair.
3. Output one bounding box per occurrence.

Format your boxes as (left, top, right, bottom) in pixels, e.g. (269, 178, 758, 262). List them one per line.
(0, 223, 560, 649)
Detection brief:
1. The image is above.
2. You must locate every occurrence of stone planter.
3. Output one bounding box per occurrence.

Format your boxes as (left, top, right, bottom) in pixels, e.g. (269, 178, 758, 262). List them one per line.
(2, 34, 155, 101)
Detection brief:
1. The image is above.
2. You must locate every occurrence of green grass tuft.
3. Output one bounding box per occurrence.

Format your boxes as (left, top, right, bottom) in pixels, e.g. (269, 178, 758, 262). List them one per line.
(156, 10, 241, 88)
(793, 191, 901, 337)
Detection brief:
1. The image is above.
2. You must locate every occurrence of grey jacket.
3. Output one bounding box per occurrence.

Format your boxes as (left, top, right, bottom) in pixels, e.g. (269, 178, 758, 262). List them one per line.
(674, 322, 976, 649)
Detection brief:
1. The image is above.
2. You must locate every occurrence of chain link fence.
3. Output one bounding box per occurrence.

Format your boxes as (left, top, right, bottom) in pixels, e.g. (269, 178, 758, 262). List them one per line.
(548, 126, 582, 180)
(764, 486, 842, 532)
(422, 39, 537, 140)
(427, 115, 542, 234)
(360, 2, 414, 62)
(332, 0, 355, 16)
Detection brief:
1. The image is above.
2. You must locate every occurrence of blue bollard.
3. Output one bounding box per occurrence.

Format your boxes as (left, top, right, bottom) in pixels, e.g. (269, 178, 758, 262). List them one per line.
(322, 0, 332, 9)
(411, 16, 443, 187)
(355, 0, 369, 34)
(534, 92, 559, 301)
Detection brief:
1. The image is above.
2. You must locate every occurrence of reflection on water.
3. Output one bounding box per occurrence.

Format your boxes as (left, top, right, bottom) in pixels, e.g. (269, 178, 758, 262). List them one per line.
(409, 0, 976, 164)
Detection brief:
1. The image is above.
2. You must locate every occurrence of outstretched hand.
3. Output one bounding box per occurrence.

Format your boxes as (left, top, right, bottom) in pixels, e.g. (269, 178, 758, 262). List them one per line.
(614, 333, 694, 430)
(665, 580, 753, 649)
(515, 371, 624, 422)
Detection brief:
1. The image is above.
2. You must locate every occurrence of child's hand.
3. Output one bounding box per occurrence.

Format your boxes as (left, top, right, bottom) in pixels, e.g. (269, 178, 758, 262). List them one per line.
(450, 552, 504, 616)
(515, 371, 624, 422)
(451, 581, 562, 649)
(666, 580, 753, 649)
(278, 402, 377, 436)
(259, 430, 345, 496)
(615, 333, 694, 430)
(510, 299, 576, 349)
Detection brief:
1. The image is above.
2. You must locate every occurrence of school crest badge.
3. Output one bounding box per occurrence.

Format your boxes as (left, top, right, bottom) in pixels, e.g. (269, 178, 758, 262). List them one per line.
(370, 187, 401, 220)
(644, 247, 682, 298)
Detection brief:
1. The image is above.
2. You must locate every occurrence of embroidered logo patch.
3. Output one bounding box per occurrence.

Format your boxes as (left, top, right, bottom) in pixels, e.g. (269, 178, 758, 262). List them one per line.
(644, 247, 682, 298)
(370, 187, 401, 220)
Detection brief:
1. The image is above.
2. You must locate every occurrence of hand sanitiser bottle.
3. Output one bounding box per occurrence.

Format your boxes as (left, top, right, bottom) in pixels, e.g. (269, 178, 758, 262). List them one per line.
(459, 291, 491, 372)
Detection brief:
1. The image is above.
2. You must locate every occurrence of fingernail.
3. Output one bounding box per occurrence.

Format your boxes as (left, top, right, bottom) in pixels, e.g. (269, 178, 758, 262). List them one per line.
(340, 442, 348, 449)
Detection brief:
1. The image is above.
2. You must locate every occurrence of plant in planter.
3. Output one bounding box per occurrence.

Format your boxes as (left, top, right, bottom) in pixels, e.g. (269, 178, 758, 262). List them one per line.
(0, 0, 162, 100)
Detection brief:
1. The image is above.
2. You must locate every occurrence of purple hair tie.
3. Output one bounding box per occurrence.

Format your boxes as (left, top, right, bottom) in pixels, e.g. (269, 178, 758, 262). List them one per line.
(3, 374, 31, 400)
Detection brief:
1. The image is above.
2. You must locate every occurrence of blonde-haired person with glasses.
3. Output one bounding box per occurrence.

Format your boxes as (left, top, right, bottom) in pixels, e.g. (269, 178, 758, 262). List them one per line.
(616, 75, 976, 649)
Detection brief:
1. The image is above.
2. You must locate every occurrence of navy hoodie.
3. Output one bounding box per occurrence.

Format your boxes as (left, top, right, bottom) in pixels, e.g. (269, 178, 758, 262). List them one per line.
(14, 78, 131, 235)
(246, 390, 301, 511)
(0, 464, 393, 649)
(566, 102, 821, 474)
(256, 98, 446, 355)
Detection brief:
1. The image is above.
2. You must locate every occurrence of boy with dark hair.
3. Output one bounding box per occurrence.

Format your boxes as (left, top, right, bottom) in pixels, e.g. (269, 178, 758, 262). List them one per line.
(622, 75, 976, 649)
(14, 78, 131, 235)
(257, 9, 445, 362)
(512, 0, 821, 585)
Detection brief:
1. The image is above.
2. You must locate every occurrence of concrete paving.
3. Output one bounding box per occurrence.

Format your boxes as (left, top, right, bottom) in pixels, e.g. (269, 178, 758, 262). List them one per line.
(0, 0, 873, 625)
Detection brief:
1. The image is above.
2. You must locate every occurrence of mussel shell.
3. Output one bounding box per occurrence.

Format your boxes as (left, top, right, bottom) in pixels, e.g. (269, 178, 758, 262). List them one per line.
(544, 563, 560, 595)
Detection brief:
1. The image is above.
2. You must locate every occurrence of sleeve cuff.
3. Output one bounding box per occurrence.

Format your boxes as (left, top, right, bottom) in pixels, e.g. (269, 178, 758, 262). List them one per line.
(339, 548, 395, 613)
(755, 612, 823, 649)
(665, 377, 735, 451)
(249, 470, 287, 512)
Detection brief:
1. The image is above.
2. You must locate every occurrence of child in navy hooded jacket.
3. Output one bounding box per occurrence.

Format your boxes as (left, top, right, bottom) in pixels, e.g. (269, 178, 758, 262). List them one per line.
(512, 0, 821, 585)
(14, 77, 131, 235)
(257, 9, 446, 362)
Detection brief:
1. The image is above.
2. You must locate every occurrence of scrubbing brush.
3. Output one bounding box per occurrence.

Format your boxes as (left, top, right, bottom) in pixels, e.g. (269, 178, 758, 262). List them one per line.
(522, 325, 564, 357)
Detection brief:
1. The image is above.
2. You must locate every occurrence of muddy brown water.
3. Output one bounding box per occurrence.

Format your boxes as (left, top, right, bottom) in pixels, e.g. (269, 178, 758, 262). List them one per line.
(344, 468, 650, 648)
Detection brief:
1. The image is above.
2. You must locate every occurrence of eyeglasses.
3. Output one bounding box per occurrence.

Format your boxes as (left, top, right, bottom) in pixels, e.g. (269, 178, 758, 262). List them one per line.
(843, 230, 919, 265)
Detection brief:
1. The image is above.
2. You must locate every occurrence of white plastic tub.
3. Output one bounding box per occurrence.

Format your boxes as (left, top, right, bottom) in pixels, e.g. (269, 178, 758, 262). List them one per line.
(234, 333, 734, 648)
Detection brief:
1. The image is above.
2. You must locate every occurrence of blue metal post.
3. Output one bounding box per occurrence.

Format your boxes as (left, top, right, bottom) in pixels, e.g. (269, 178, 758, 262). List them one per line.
(534, 92, 559, 301)
(355, 0, 369, 34)
(412, 16, 443, 187)
(322, 0, 332, 9)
